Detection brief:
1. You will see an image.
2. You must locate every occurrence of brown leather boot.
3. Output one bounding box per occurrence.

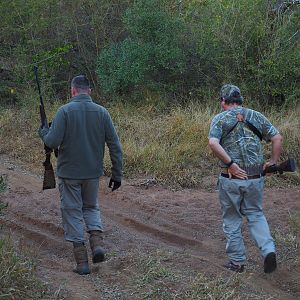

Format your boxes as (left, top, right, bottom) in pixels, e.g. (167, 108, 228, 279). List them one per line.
(73, 242, 90, 275)
(89, 230, 105, 263)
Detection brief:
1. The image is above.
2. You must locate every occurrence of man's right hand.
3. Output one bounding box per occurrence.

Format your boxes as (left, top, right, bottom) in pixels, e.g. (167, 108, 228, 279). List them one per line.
(44, 144, 53, 154)
(228, 163, 248, 179)
(109, 178, 121, 191)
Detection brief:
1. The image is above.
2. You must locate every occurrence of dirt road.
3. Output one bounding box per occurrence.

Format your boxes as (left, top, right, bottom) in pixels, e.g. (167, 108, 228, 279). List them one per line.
(0, 157, 299, 299)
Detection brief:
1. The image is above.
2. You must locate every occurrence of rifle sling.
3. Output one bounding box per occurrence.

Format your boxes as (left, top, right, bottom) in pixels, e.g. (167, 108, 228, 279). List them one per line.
(244, 120, 263, 141)
(220, 113, 263, 143)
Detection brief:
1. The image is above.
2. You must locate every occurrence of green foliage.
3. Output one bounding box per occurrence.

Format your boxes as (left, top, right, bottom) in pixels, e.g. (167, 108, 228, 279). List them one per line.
(184, 0, 300, 105)
(96, 0, 300, 104)
(97, 0, 188, 94)
(1, 0, 299, 105)
(0, 0, 131, 103)
(252, 8, 300, 106)
(97, 40, 152, 93)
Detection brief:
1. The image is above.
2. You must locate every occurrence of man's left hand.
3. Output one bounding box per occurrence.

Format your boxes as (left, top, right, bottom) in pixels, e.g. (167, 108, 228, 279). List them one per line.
(109, 178, 121, 191)
(228, 163, 248, 179)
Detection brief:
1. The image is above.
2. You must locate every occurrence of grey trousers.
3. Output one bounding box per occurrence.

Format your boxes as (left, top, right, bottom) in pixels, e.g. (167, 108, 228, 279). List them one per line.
(218, 176, 275, 264)
(58, 177, 103, 243)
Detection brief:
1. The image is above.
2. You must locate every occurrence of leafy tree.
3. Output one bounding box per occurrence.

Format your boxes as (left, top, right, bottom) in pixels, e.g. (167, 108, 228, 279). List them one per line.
(96, 0, 188, 95)
(184, 0, 300, 105)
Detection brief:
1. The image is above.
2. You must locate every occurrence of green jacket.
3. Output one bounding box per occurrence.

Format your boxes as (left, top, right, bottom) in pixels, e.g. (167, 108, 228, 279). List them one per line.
(39, 94, 123, 181)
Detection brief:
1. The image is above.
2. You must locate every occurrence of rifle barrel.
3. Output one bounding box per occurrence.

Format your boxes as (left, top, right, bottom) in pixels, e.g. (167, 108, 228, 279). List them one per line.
(34, 65, 48, 127)
(34, 65, 45, 108)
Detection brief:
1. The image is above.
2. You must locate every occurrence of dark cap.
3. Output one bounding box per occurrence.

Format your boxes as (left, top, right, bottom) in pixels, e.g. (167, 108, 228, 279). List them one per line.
(220, 84, 243, 104)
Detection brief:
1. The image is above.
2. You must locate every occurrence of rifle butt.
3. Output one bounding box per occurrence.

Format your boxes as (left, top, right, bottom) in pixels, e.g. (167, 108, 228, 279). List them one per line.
(43, 164, 56, 190)
(278, 157, 296, 173)
(263, 157, 297, 176)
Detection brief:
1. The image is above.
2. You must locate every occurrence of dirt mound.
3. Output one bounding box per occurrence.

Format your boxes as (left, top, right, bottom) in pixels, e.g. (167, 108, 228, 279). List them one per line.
(0, 158, 299, 299)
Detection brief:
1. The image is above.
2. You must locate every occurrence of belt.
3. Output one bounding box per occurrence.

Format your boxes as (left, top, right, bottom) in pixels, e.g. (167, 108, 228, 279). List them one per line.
(220, 173, 262, 180)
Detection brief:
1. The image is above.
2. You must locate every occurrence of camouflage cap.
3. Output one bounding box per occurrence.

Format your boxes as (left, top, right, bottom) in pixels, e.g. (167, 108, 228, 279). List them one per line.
(220, 84, 243, 104)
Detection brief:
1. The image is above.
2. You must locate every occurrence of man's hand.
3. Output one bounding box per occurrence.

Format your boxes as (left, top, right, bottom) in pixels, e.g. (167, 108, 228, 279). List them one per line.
(109, 178, 121, 191)
(44, 144, 53, 154)
(263, 161, 276, 176)
(38, 122, 50, 139)
(228, 163, 248, 179)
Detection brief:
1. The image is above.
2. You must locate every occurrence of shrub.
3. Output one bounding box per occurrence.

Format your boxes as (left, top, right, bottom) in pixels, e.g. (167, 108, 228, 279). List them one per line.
(97, 0, 188, 95)
(185, 0, 300, 105)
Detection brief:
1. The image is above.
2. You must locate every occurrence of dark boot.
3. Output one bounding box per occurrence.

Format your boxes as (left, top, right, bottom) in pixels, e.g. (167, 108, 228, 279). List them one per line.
(89, 230, 105, 263)
(264, 252, 277, 273)
(73, 242, 90, 275)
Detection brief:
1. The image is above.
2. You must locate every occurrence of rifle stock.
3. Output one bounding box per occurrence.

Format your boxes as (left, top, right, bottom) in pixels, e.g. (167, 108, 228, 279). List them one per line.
(43, 151, 56, 190)
(263, 157, 296, 176)
(34, 66, 56, 190)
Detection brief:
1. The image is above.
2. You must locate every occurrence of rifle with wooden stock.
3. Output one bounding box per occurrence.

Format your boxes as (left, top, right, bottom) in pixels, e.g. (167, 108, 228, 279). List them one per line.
(34, 65, 56, 190)
(263, 157, 297, 176)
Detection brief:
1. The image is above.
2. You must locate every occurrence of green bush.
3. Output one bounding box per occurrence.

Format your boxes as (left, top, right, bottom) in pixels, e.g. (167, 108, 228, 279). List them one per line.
(1, 0, 299, 104)
(97, 0, 299, 104)
(184, 0, 300, 105)
(97, 0, 188, 95)
(97, 40, 152, 93)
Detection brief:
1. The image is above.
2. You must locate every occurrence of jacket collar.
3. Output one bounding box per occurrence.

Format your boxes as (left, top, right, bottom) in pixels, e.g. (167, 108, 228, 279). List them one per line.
(70, 94, 92, 102)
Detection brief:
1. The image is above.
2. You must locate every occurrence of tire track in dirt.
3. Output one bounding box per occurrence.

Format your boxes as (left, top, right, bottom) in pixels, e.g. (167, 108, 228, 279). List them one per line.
(0, 215, 66, 255)
(0, 216, 104, 299)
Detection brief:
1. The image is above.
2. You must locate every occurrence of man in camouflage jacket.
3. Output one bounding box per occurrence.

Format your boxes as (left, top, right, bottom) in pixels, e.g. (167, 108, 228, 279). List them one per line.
(208, 84, 282, 273)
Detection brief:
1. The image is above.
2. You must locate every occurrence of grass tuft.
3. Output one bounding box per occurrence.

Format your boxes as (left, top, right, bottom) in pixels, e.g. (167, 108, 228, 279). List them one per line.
(126, 250, 258, 299)
(179, 273, 241, 300)
(0, 236, 53, 299)
(0, 175, 8, 213)
(0, 175, 7, 193)
(288, 211, 300, 247)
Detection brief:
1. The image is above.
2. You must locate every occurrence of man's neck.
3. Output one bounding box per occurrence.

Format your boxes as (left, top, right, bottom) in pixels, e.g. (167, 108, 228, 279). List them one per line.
(73, 92, 89, 97)
(71, 87, 91, 97)
(223, 103, 240, 111)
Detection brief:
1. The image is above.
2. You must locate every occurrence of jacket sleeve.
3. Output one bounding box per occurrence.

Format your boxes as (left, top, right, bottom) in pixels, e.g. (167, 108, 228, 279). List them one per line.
(104, 110, 123, 181)
(38, 107, 66, 149)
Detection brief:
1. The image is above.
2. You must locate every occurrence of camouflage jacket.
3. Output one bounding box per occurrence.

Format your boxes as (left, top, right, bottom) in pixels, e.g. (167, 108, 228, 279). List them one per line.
(209, 106, 279, 174)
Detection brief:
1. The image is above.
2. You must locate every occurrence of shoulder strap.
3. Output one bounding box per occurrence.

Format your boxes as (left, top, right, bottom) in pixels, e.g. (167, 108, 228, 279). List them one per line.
(244, 120, 263, 140)
(220, 109, 262, 143)
(242, 108, 263, 141)
(220, 121, 238, 144)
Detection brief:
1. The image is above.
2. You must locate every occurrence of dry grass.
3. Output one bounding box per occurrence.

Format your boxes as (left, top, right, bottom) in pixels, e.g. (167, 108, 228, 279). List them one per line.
(106, 101, 300, 188)
(104, 102, 216, 187)
(0, 235, 53, 299)
(0, 97, 299, 188)
(289, 211, 300, 246)
(122, 250, 269, 299)
(0, 172, 53, 299)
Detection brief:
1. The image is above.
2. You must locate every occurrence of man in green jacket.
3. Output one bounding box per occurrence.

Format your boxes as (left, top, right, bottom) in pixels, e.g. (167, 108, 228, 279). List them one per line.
(39, 75, 123, 275)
